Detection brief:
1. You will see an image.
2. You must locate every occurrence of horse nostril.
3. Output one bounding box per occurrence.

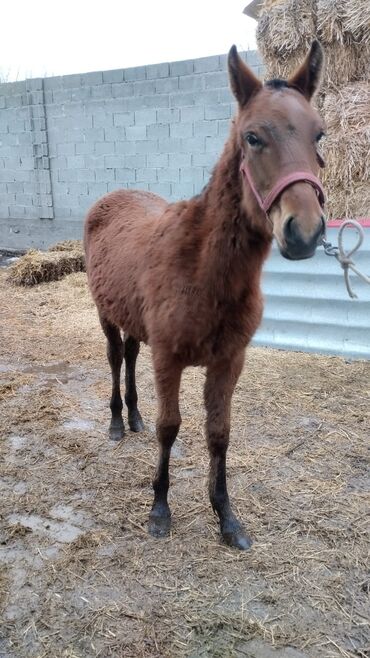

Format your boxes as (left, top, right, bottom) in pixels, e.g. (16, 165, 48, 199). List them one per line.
(284, 216, 296, 243)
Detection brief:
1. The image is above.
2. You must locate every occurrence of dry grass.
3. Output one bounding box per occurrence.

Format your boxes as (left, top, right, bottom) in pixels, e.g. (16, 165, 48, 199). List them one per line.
(48, 239, 83, 252)
(325, 182, 370, 220)
(0, 269, 369, 658)
(256, 0, 315, 57)
(261, 41, 370, 87)
(342, 0, 370, 42)
(7, 247, 85, 286)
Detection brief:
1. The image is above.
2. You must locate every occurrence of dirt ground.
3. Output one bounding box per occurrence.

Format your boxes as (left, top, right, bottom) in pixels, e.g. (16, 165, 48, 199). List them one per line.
(0, 268, 369, 658)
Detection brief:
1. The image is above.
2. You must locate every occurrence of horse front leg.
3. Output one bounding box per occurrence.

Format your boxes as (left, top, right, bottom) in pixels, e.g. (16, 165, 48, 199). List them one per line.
(148, 353, 183, 538)
(204, 353, 252, 550)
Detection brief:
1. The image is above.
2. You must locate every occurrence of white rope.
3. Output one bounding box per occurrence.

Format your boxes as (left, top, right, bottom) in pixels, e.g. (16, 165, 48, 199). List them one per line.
(322, 220, 370, 299)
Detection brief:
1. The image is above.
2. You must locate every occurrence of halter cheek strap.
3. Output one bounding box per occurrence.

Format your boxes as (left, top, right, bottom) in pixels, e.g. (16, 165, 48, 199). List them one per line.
(240, 160, 325, 215)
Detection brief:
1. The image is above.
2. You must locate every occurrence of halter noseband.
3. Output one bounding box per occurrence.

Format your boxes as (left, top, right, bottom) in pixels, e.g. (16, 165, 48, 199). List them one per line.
(240, 159, 325, 215)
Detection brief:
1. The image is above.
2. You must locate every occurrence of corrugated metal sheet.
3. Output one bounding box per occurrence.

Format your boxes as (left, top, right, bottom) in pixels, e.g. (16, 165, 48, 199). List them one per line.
(254, 227, 370, 359)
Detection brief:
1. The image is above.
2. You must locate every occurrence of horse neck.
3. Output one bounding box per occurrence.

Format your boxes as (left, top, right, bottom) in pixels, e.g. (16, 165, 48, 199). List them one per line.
(198, 127, 271, 298)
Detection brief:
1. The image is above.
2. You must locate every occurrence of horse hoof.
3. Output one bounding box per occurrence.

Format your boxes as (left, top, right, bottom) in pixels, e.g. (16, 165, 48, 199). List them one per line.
(109, 420, 125, 441)
(148, 512, 171, 538)
(128, 411, 145, 433)
(222, 529, 253, 551)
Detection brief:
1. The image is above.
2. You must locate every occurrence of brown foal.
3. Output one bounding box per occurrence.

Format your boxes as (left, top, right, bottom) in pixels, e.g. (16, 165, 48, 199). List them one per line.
(84, 41, 326, 549)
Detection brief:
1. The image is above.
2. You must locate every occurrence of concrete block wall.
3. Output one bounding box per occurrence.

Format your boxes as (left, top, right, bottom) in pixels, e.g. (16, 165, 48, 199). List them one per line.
(0, 50, 263, 248)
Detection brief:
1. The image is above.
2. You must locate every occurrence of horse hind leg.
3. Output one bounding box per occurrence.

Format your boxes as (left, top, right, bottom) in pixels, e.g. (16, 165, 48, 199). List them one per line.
(100, 317, 125, 441)
(123, 333, 144, 432)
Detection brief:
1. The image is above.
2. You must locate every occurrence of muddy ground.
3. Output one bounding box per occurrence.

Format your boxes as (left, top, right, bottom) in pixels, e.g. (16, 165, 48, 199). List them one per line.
(0, 268, 369, 658)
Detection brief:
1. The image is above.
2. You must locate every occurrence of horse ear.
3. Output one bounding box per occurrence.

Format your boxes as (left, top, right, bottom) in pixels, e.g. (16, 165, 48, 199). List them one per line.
(228, 45, 262, 107)
(288, 40, 324, 100)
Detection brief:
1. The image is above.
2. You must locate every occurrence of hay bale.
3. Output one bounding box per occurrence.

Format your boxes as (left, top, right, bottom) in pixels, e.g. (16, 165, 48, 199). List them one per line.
(7, 249, 86, 286)
(317, 0, 347, 44)
(262, 41, 370, 87)
(256, 0, 315, 57)
(320, 82, 370, 190)
(325, 183, 370, 220)
(342, 0, 370, 42)
(48, 240, 83, 253)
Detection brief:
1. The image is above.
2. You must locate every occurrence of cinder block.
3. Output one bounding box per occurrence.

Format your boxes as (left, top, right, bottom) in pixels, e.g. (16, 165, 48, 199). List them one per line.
(50, 156, 68, 169)
(125, 125, 147, 141)
(70, 87, 91, 101)
(146, 62, 169, 79)
(148, 182, 171, 198)
(84, 128, 105, 142)
(95, 169, 116, 182)
(67, 155, 85, 169)
(155, 78, 179, 94)
(219, 88, 234, 104)
(112, 81, 135, 97)
(84, 155, 106, 169)
(87, 182, 108, 197)
(140, 94, 169, 109)
(124, 65, 146, 82)
(179, 75, 204, 92)
(169, 60, 194, 77)
(133, 140, 158, 154)
(76, 169, 96, 182)
(171, 182, 195, 199)
(204, 71, 228, 89)
(94, 141, 115, 155)
(44, 76, 63, 91)
(156, 108, 180, 123)
(103, 69, 124, 84)
(75, 141, 95, 155)
(19, 157, 34, 170)
(104, 127, 125, 142)
(68, 182, 88, 195)
(92, 111, 114, 128)
(170, 122, 193, 139)
(91, 85, 112, 101)
(169, 91, 196, 107)
(168, 153, 191, 168)
(204, 103, 231, 120)
(193, 120, 218, 137)
(157, 168, 179, 183)
(115, 168, 136, 183)
(157, 137, 182, 154)
(105, 155, 126, 169)
(114, 112, 135, 127)
(180, 167, 204, 185)
(81, 71, 103, 86)
(114, 141, 136, 155)
(180, 105, 204, 122)
(180, 136, 205, 153)
(124, 154, 146, 168)
(52, 89, 72, 104)
(57, 143, 75, 156)
(133, 80, 156, 96)
(194, 55, 220, 73)
(134, 108, 156, 126)
(205, 136, 225, 153)
(147, 153, 169, 168)
(136, 168, 157, 183)
(218, 119, 231, 138)
(62, 74, 82, 89)
(147, 123, 169, 139)
(245, 50, 261, 67)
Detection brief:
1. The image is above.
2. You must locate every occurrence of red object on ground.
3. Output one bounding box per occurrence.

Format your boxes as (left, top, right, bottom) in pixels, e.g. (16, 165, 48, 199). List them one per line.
(327, 218, 370, 228)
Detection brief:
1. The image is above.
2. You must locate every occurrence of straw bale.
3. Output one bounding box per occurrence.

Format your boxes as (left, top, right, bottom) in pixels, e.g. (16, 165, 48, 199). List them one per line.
(262, 41, 370, 87)
(48, 239, 83, 253)
(7, 249, 86, 286)
(325, 182, 370, 219)
(325, 181, 370, 219)
(342, 0, 370, 42)
(256, 0, 315, 57)
(322, 82, 370, 133)
(317, 0, 348, 44)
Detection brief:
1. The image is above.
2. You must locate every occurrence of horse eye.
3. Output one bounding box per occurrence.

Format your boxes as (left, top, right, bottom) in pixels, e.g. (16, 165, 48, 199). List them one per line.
(315, 131, 325, 143)
(245, 132, 262, 148)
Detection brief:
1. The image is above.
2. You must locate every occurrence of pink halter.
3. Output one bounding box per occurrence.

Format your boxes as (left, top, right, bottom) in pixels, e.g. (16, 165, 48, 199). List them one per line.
(240, 159, 325, 215)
